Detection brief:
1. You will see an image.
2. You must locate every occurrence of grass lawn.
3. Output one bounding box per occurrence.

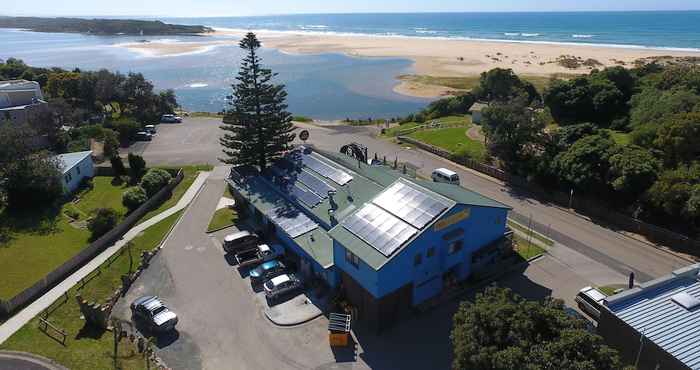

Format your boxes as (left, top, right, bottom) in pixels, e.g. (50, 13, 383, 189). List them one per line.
(224, 184, 234, 200)
(508, 220, 555, 247)
(0, 210, 183, 370)
(408, 126, 487, 162)
(207, 207, 238, 233)
(0, 176, 129, 300)
(513, 234, 546, 260)
(383, 116, 471, 137)
(139, 165, 212, 223)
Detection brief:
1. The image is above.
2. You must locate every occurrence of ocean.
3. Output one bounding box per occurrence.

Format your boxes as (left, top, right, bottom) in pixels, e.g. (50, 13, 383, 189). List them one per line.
(166, 11, 700, 51)
(2, 12, 700, 118)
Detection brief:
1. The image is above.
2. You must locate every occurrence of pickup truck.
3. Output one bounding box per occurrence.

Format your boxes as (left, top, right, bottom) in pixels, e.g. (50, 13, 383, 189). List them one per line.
(234, 244, 283, 267)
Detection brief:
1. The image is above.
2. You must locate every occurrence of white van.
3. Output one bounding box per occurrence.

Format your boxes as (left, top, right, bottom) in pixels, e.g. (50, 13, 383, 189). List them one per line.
(431, 168, 460, 185)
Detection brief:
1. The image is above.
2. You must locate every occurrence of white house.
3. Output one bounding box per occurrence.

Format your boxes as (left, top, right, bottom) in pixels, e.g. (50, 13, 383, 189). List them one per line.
(0, 79, 48, 126)
(54, 151, 95, 194)
(469, 102, 488, 124)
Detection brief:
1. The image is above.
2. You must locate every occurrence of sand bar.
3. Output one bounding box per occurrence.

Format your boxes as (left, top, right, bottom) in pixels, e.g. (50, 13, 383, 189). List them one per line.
(119, 29, 700, 97)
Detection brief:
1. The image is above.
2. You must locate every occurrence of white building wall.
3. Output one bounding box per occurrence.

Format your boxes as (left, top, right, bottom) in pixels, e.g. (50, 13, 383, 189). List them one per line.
(62, 156, 95, 193)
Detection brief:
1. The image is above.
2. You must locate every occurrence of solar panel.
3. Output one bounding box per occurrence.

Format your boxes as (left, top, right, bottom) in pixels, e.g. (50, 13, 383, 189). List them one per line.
(290, 184, 322, 207)
(267, 208, 319, 238)
(302, 154, 353, 186)
(298, 170, 335, 198)
(342, 203, 418, 257)
(373, 181, 449, 229)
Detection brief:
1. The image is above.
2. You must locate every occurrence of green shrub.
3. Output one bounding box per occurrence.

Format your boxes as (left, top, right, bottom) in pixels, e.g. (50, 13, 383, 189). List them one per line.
(87, 208, 118, 240)
(122, 186, 147, 212)
(139, 168, 172, 197)
(127, 153, 146, 181)
(110, 156, 127, 177)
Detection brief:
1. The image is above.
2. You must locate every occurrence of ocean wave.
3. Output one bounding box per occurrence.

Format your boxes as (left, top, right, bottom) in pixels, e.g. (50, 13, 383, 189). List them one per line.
(208, 27, 700, 53)
(521, 33, 540, 37)
(299, 25, 328, 30)
(415, 29, 438, 34)
(504, 32, 520, 36)
(573, 34, 594, 38)
(188, 83, 209, 88)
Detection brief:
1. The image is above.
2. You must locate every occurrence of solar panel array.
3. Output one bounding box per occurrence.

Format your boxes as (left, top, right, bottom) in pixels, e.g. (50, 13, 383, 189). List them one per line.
(267, 208, 319, 238)
(373, 181, 449, 228)
(290, 184, 323, 207)
(342, 203, 418, 257)
(302, 154, 353, 185)
(298, 170, 335, 198)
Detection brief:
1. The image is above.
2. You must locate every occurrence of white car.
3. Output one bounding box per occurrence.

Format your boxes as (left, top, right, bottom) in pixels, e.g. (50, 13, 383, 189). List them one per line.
(431, 168, 460, 185)
(575, 286, 607, 320)
(263, 274, 302, 301)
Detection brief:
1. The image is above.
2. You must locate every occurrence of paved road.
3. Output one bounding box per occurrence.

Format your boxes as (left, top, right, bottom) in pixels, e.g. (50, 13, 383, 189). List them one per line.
(131, 117, 690, 283)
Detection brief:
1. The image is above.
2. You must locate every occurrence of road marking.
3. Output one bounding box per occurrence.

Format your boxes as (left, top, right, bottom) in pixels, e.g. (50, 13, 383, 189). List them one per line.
(185, 245, 194, 251)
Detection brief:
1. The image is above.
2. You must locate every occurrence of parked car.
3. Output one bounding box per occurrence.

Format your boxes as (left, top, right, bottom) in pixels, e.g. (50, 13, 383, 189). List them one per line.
(575, 286, 607, 320)
(134, 131, 152, 141)
(130, 296, 178, 332)
(264, 274, 302, 301)
(144, 124, 157, 135)
(431, 168, 460, 185)
(223, 231, 259, 254)
(161, 114, 182, 123)
(249, 260, 286, 284)
(234, 244, 283, 268)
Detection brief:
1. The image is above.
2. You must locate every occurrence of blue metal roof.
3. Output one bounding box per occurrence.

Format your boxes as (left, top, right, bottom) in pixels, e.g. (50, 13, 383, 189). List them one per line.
(606, 264, 700, 370)
(54, 151, 92, 174)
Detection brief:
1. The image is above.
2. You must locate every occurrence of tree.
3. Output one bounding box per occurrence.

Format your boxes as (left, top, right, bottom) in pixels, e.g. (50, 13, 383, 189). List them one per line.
(0, 124, 64, 210)
(645, 164, 700, 223)
(451, 286, 621, 370)
(127, 153, 146, 181)
(478, 68, 540, 104)
(544, 76, 625, 126)
(139, 168, 172, 197)
(608, 145, 660, 200)
(421, 94, 475, 119)
(481, 96, 544, 171)
(110, 155, 127, 177)
(553, 132, 619, 193)
(102, 129, 120, 159)
(629, 87, 700, 128)
(220, 32, 296, 169)
(87, 208, 118, 240)
(652, 112, 700, 166)
(552, 123, 599, 150)
(122, 186, 148, 212)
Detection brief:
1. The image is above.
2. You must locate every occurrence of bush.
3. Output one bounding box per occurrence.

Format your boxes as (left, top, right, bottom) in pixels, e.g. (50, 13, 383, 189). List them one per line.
(87, 208, 118, 240)
(127, 153, 146, 180)
(122, 186, 147, 212)
(110, 156, 126, 177)
(139, 168, 172, 197)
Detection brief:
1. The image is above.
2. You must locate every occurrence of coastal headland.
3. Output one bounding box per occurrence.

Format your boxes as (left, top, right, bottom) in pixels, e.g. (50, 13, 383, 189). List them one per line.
(120, 28, 700, 98)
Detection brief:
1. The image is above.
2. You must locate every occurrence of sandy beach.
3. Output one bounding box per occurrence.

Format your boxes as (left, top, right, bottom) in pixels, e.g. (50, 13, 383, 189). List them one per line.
(119, 29, 700, 97)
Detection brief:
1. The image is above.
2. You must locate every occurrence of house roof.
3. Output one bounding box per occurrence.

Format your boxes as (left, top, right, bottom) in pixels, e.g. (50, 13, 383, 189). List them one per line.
(228, 147, 510, 271)
(470, 102, 488, 112)
(605, 263, 700, 370)
(54, 151, 92, 174)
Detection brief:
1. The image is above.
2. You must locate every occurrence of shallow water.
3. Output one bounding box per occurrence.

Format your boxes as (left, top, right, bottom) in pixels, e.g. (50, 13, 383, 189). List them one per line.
(0, 29, 431, 119)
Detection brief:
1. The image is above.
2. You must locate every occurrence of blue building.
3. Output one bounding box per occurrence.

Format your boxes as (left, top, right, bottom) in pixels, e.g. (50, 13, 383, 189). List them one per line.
(599, 263, 700, 370)
(227, 147, 511, 331)
(54, 150, 95, 194)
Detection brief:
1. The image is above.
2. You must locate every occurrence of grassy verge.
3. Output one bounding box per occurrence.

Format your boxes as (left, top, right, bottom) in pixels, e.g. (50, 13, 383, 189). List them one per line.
(292, 115, 313, 123)
(0, 176, 129, 300)
(207, 208, 238, 233)
(513, 234, 546, 260)
(188, 111, 224, 118)
(0, 210, 183, 370)
(139, 165, 212, 223)
(408, 126, 487, 162)
(508, 220, 555, 247)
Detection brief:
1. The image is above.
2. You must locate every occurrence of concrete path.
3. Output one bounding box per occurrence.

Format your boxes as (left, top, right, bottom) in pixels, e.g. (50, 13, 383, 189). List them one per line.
(0, 172, 210, 345)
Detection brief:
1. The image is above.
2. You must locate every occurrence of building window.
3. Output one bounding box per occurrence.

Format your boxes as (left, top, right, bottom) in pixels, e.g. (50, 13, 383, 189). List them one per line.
(76, 165, 81, 175)
(65, 174, 71, 183)
(427, 247, 435, 258)
(414, 253, 422, 266)
(345, 249, 359, 268)
(448, 240, 463, 255)
(442, 228, 464, 241)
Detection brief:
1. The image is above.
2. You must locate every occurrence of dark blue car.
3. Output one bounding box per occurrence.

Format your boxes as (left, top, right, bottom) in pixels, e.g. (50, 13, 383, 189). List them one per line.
(249, 260, 285, 284)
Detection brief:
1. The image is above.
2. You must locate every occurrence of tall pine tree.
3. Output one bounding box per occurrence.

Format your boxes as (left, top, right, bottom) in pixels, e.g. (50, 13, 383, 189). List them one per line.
(220, 32, 295, 169)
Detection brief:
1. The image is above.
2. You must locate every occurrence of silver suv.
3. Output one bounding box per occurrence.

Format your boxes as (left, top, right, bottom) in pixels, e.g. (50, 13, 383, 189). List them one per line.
(130, 296, 178, 332)
(263, 274, 302, 302)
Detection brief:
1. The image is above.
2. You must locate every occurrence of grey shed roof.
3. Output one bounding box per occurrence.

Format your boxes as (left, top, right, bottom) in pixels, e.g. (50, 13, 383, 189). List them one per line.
(605, 263, 700, 370)
(54, 151, 92, 174)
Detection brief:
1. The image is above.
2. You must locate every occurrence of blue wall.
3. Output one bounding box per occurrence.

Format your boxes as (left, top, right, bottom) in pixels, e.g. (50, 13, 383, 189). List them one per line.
(335, 204, 508, 305)
(62, 156, 94, 193)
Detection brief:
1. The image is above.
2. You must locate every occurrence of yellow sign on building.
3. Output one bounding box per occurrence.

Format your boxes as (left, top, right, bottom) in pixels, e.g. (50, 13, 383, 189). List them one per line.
(434, 208, 470, 231)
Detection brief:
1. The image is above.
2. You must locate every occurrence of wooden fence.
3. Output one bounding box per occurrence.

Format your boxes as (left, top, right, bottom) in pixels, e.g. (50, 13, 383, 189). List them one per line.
(0, 170, 184, 317)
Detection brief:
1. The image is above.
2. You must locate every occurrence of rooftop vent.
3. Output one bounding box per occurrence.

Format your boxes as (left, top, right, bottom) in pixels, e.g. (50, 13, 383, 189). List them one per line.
(671, 292, 700, 310)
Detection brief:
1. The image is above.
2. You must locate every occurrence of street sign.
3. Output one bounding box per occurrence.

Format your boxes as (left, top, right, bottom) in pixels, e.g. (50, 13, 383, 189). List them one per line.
(299, 129, 310, 142)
